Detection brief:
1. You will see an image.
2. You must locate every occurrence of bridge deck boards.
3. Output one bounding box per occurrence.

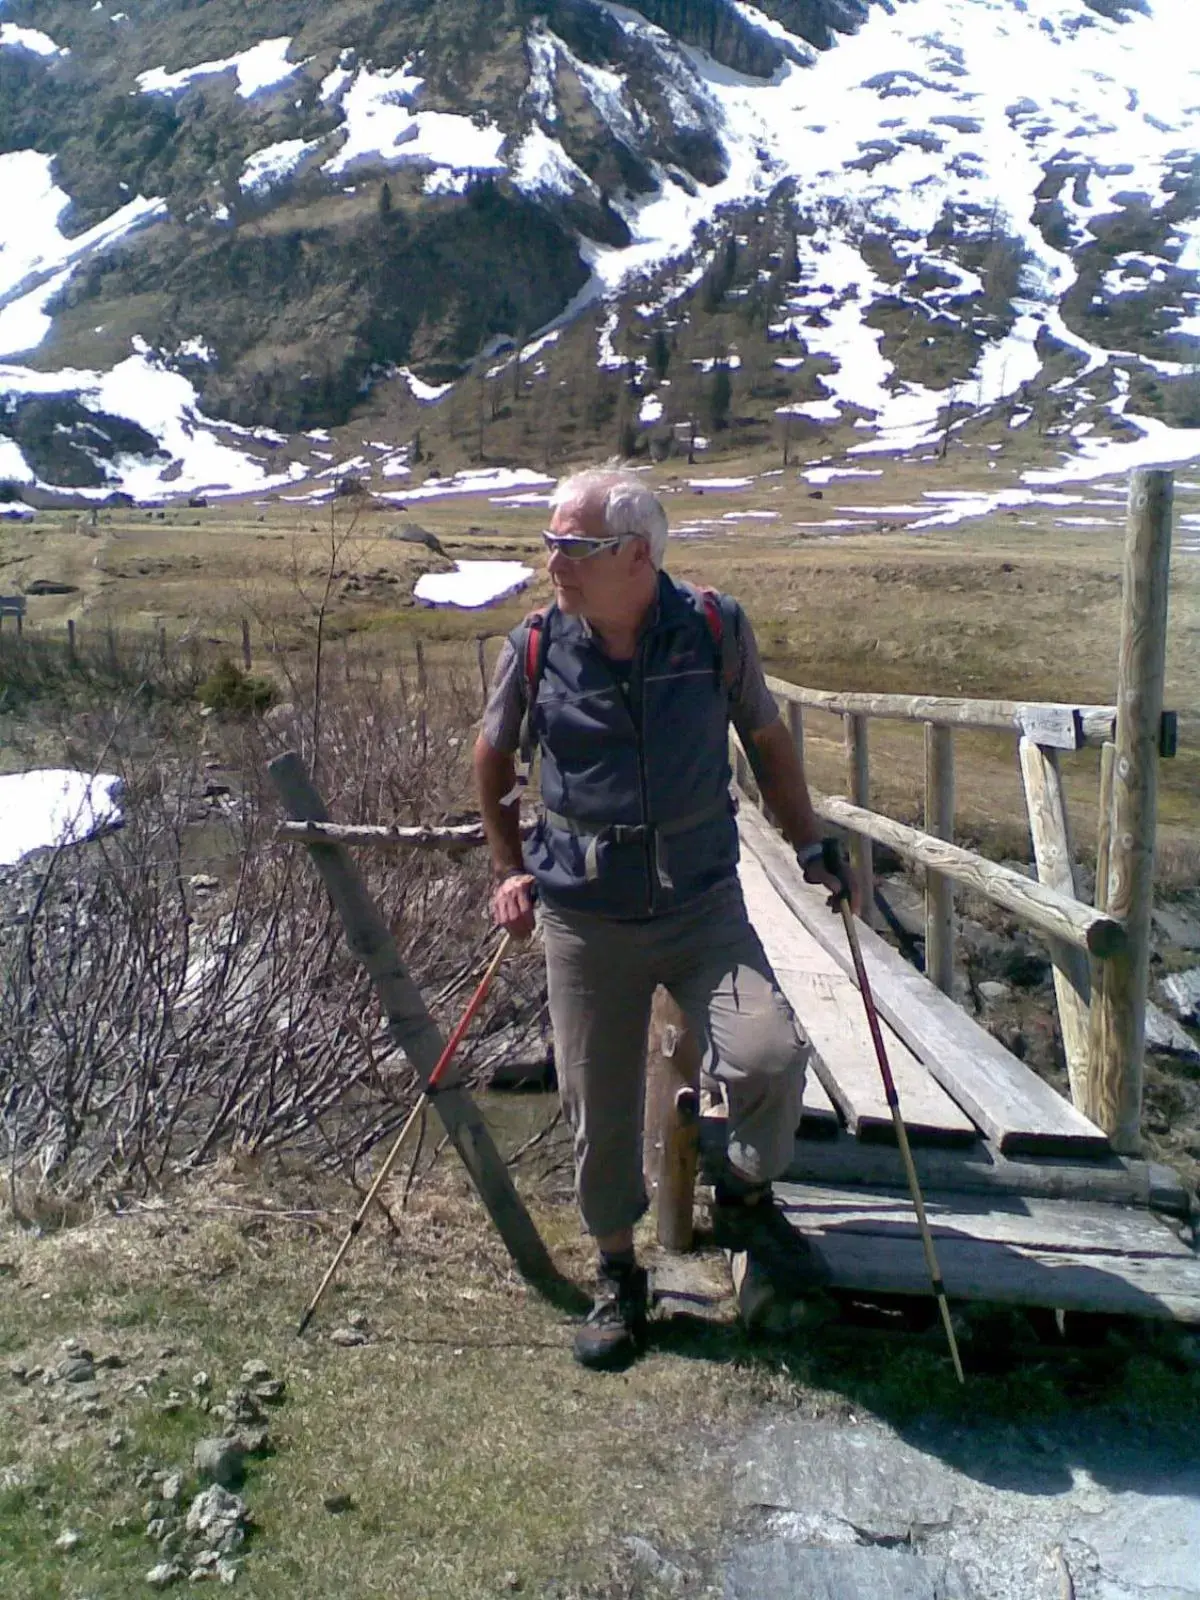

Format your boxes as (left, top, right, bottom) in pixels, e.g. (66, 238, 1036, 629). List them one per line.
(725, 804, 1199, 1320)
(738, 806, 1110, 1158)
(741, 851, 977, 1146)
(770, 1181, 1200, 1324)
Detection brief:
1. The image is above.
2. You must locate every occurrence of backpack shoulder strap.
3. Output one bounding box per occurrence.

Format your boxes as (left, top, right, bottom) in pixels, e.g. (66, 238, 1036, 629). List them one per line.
(686, 583, 738, 698)
(514, 604, 553, 771)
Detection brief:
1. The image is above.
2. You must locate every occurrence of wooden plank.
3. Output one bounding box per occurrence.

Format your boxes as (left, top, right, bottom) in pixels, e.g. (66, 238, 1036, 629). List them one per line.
(741, 850, 976, 1145)
(1018, 737, 1092, 1109)
(771, 1211, 1200, 1323)
(1088, 468, 1173, 1152)
(924, 723, 955, 996)
(701, 1117, 1190, 1212)
(267, 752, 583, 1311)
(773, 1182, 1195, 1259)
(1016, 705, 1083, 751)
(738, 805, 1111, 1157)
(779, 969, 976, 1146)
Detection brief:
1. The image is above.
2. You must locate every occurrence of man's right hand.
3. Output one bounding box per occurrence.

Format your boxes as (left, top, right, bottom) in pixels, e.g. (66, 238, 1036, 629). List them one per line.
(492, 871, 537, 940)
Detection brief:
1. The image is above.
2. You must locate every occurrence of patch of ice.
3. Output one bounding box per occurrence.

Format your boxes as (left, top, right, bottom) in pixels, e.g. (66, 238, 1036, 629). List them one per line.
(240, 138, 319, 194)
(0, 771, 123, 868)
(414, 560, 534, 609)
(137, 37, 299, 99)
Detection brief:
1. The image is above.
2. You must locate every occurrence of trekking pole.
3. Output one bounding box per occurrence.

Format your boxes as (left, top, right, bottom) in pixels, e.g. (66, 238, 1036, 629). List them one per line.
(821, 840, 966, 1385)
(297, 931, 513, 1336)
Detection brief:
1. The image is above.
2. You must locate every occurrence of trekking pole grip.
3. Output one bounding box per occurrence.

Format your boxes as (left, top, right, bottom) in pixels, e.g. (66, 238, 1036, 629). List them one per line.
(820, 836, 854, 910)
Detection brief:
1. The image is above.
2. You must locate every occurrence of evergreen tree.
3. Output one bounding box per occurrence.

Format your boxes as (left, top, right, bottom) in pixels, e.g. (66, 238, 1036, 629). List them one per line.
(708, 362, 732, 432)
(379, 181, 393, 217)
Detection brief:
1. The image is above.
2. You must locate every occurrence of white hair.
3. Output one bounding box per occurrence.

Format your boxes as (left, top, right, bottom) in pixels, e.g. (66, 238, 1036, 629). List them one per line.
(549, 469, 669, 569)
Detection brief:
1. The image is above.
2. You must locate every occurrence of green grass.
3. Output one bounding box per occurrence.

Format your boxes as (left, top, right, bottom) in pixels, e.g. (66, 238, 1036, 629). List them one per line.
(3, 1143, 1199, 1599)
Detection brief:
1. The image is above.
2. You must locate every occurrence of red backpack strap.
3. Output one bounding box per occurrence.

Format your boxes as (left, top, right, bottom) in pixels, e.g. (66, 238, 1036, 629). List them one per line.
(516, 606, 551, 773)
(692, 584, 738, 697)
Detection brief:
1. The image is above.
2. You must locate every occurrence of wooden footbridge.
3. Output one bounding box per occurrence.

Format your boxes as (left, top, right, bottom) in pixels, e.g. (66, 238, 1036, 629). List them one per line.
(276, 468, 1199, 1332)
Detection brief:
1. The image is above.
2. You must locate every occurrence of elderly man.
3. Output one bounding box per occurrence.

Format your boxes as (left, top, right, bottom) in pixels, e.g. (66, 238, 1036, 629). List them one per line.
(474, 468, 842, 1371)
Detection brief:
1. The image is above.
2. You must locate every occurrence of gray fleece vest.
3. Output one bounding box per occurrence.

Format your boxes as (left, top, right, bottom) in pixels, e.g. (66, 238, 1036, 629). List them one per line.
(518, 573, 739, 919)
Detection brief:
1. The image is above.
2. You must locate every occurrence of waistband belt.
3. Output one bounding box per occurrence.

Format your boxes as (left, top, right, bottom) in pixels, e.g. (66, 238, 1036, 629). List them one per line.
(540, 800, 730, 888)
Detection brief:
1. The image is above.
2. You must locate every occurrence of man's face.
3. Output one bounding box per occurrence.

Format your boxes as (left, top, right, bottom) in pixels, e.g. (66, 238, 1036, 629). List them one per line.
(545, 499, 646, 617)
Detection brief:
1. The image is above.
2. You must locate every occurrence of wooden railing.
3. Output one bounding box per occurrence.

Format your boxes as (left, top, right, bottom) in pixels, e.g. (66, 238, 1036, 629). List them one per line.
(736, 467, 1179, 1156)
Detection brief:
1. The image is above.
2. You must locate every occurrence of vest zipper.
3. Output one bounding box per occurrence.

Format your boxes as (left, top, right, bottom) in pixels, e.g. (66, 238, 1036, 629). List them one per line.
(629, 638, 654, 914)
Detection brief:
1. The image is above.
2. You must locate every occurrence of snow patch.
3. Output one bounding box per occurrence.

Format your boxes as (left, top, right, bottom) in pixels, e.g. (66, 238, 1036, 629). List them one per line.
(0, 771, 123, 868)
(0, 23, 67, 57)
(137, 37, 300, 99)
(240, 138, 319, 194)
(414, 561, 534, 609)
(325, 63, 505, 178)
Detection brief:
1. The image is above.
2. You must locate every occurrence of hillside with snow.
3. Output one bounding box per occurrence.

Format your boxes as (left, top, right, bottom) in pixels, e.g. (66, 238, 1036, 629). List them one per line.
(1, 0, 1198, 503)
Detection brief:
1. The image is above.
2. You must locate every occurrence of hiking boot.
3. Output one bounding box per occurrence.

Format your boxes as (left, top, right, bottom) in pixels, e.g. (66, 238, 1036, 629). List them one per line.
(711, 1169, 774, 1250)
(573, 1263, 649, 1371)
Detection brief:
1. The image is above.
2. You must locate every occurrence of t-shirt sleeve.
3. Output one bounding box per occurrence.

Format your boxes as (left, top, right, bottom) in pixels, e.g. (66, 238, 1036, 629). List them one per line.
(729, 602, 782, 739)
(480, 636, 525, 755)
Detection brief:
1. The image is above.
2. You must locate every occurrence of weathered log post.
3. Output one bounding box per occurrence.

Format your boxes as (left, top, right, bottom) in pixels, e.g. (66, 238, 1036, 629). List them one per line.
(241, 617, 252, 670)
(1086, 469, 1174, 1151)
(924, 722, 955, 995)
(643, 988, 701, 1252)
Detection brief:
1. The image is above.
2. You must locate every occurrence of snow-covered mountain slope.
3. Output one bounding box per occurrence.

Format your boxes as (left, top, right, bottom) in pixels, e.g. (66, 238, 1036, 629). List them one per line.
(0, 0, 1198, 501)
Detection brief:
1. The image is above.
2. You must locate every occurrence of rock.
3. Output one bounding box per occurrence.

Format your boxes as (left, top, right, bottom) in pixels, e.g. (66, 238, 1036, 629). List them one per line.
(1160, 967, 1200, 1024)
(161, 1473, 183, 1504)
(145, 1562, 183, 1588)
(1153, 904, 1200, 950)
(252, 1379, 285, 1403)
(24, 578, 79, 596)
(229, 1426, 270, 1458)
(346, 1310, 369, 1331)
(54, 1527, 83, 1550)
(105, 1430, 127, 1451)
(193, 1438, 245, 1489)
(329, 1327, 368, 1347)
(191, 1372, 211, 1392)
(621, 1534, 685, 1591)
(239, 1359, 271, 1384)
(57, 1355, 95, 1384)
(188, 875, 219, 892)
(725, 1543, 966, 1600)
(9, 1364, 27, 1383)
(978, 979, 1012, 1003)
(1145, 1001, 1200, 1060)
(145, 1517, 173, 1543)
(216, 1559, 238, 1586)
(323, 1493, 353, 1514)
(94, 1353, 125, 1370)
(185, 1485, 246, 1550)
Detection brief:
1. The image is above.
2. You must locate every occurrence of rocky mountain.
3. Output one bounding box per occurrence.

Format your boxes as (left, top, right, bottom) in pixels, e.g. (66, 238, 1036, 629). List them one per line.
(1, 0, 1198, 501)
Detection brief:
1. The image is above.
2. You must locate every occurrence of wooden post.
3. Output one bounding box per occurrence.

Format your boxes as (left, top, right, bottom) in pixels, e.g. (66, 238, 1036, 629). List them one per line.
(66, 618, 76, 665)
(241, 617, 252, 670)
(1019, 737, 1091, 1109)
(924, 722, 955, 995)
(1086, 469, 1173, 1152)
(267, 752, 581, 1309)
(786, 698, 804, 772)
(843, 712, 873, 923)
(158, 624, 167, 663)
(106, 623, 118, 672)
(476, 636, 489, 708)
(643, 988, 700, 1252)
(1095, 740, 1116, 912)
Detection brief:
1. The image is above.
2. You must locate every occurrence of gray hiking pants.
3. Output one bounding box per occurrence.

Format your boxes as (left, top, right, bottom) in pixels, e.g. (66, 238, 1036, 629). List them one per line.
(539, 876, 810, 1240)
